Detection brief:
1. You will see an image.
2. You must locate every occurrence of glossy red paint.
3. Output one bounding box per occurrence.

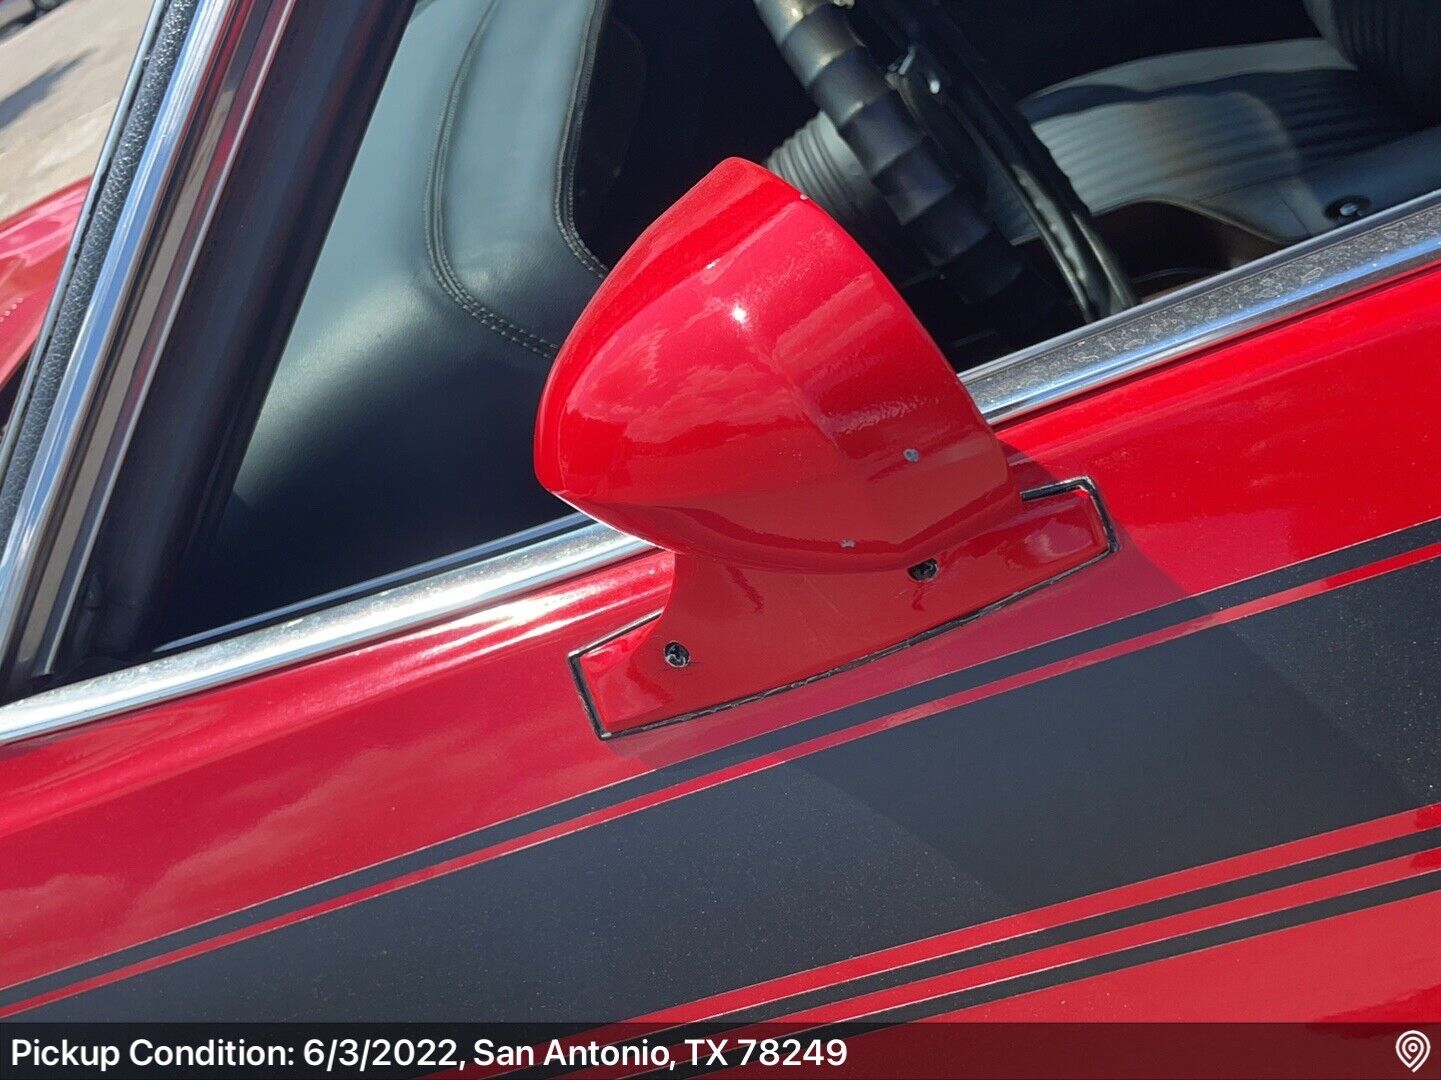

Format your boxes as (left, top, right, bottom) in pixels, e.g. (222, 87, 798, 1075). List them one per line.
(478, 802, 1441, 1070)
(947, 891, 1441, 1023)
(539, 159, 1109, 734)
(6, 527, 1429, 1019)
(4, 261, 1441, 1014)
(474, 836, 1441, 1079)
(576, 483, 1108, 734)
(0, 180, 86, 390)
(537, 158, 1017, 574)
(701, 847, 1441, 1030)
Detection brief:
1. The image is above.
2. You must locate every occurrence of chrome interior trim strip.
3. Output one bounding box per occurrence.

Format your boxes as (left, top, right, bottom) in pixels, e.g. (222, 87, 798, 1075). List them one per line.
(0, 523, 646, 744)
(2, 114, 1440, 746)
(967, 190, 1441, 422)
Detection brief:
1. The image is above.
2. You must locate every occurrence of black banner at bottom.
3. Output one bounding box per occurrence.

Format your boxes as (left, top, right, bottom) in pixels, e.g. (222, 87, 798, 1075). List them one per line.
(0, 1022, 1436, 1080)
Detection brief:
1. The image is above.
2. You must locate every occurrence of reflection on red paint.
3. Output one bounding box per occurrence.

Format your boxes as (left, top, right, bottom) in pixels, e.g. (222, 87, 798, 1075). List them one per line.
(576, 484, 1109, 734)
(0, 180, 87, 389)
(536, 159, 1016, 573)
(949, 888, 1441, 1023)
(1, 242, 1440, 1024)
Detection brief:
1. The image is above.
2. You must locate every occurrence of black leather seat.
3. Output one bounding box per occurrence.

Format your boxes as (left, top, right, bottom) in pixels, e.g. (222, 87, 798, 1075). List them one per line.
(177, 0, 609, 630)
(1000, 0, 1441, 244)
(177, 0, 1441, 634)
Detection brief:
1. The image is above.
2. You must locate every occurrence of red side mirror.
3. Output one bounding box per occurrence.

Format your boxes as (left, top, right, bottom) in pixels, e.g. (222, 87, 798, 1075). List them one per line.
(537, 159, 1112, 736)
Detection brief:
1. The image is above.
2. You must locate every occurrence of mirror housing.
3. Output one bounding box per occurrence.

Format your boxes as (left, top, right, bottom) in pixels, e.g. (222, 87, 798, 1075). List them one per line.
(536, 158, 1019, 572)
(537, 159, 1111, 736)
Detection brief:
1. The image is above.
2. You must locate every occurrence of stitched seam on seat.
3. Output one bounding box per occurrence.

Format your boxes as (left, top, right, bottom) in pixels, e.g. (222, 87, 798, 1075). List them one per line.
(426, 0, 560, 359)
(554, 0, 610, 280)
(1267, 183, 1323, 238)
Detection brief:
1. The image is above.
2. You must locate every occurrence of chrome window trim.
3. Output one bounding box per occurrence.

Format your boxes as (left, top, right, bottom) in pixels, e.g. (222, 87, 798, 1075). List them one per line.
(153, 512, 594, 655)
(0, 0, 170, 485)
(0, 0, 295, 690)
(0, 0, 219, 679)
(967, 188, 1441, 421)
(1, 38, 1440, 747)
(0, 523, 644, 744)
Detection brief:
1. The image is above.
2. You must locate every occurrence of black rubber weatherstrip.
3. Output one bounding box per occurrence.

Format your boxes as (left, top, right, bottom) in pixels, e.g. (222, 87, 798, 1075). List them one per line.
(3, 516, 1439, 1011)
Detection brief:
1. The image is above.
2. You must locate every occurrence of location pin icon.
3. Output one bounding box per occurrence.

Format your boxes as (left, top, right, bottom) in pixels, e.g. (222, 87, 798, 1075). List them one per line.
(1396, 1030, 1431, 1074)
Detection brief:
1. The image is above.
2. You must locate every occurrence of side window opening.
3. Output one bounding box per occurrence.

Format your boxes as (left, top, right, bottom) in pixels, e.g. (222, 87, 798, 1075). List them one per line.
(144, 0, 1441, 648)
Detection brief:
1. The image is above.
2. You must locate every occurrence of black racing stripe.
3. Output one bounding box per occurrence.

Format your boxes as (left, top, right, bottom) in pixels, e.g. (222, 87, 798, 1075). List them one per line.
(22, 548, 1441, 1022)
(5, 516, 1439, 1012)
(717, 824, 1441, 1022)
(496, 825, 1441, 1069)
(657, 871, 1441, 1080)
(874, 868, 1441, 1023)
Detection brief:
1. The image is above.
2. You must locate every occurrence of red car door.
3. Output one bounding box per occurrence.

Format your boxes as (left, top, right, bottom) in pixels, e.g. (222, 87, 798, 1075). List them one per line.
(4, 238, 1440, 1036)
(1, 0, 1438, 1069)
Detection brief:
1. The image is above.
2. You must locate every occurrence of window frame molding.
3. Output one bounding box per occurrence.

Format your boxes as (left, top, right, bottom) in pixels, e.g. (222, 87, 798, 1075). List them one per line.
(1, 5, 1440, 746)
(0, 0, 293, 692)
(966, 192, 1441, 422)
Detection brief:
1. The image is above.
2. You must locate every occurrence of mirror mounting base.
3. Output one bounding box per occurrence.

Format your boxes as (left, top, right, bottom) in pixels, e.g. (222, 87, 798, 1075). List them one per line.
(571, 477, 1115, 738)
